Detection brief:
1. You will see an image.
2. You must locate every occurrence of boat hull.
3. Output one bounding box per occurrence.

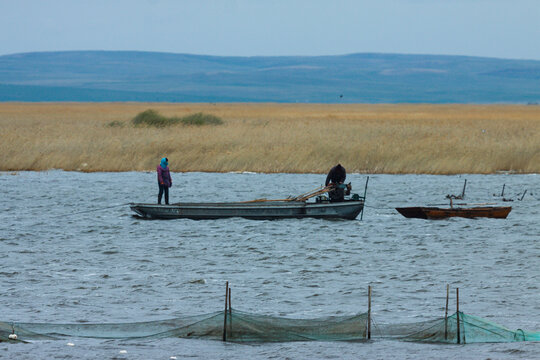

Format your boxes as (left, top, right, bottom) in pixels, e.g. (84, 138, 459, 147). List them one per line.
(131, 200, 365, 220)
(396, 206, 512, 219)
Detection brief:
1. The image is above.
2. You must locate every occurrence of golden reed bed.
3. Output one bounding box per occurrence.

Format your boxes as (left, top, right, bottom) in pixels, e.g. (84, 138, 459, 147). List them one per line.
(1, 102, 539, 174)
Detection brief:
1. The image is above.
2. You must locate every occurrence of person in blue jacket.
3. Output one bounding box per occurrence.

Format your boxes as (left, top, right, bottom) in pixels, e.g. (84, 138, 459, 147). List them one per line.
(157, 157, 172, 205)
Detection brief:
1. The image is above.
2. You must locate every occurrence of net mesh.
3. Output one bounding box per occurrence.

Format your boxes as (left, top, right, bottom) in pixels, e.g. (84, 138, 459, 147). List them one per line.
(224, 310, 368, 342)
(1, 311, 224, 341)
(1, 310, 368, 342)
(376, 312, 540, 344)
(2, 311, 538, 343)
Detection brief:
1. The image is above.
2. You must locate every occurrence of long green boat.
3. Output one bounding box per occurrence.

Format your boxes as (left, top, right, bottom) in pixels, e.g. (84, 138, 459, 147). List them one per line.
(130, 198, 365, 220)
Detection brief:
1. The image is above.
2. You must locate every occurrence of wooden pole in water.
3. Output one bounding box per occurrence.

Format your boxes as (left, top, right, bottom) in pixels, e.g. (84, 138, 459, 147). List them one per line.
(228, 286, 232, 337)
(360, 176, 369, 221)
(223, 281, 228, 341)
(367, 285, 372, 340)
(445, 284, 449, 340)
(501, 184, 505, 197)
(456, 287, 460, 344)
(461, 179, 467, 199)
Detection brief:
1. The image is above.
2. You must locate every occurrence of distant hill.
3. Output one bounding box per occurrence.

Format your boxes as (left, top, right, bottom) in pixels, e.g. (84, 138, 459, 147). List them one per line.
(1, 51, 540, 103)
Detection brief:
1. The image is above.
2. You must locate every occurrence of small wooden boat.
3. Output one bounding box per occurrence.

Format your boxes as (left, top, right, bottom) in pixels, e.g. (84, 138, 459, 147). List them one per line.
(131, 199, 365, 220)
(395, 206, 512, 219)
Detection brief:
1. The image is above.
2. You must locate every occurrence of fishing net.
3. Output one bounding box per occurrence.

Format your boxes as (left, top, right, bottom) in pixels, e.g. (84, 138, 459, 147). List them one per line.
(2, 311, 538, 344)
(0, 311, 225, 341)
(376, 312, 540, 344)
(223, 310, 368, 342)
(0, 310, 368, 343)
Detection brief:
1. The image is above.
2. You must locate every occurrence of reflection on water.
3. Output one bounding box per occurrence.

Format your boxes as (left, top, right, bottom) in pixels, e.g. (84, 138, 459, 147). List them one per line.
(0, 171, 539, 359)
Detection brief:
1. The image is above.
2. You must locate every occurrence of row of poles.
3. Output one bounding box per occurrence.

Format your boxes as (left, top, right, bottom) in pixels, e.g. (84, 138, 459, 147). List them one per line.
(221, 282, 461, 343)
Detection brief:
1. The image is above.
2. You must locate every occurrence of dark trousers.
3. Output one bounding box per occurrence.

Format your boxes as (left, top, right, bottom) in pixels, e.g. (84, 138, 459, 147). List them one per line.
(158, 184, 169, 204)
(328, 187, 345, 202)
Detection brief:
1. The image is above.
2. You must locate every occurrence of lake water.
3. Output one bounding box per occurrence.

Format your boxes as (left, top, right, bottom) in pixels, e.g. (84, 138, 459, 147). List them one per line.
(0, 171, 538, 359)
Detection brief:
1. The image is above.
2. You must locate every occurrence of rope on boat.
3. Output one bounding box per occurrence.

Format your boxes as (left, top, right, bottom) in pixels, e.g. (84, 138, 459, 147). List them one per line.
(53, 203, 131, 217)
(364, 204, 394, 210)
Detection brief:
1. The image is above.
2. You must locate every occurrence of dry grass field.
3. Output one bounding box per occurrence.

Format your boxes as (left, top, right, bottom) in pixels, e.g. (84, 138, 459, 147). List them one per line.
(1, 102, 539, 174)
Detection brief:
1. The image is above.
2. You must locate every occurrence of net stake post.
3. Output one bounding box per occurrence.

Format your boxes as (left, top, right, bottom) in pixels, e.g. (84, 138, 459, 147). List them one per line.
(360, 176, 369, 221)
(223, 281, 228, 342)
(456, 287, 460, 344)
(445, 284, 449, 341)
(228, 287, 232, 336)
(367, 285, 372, 340)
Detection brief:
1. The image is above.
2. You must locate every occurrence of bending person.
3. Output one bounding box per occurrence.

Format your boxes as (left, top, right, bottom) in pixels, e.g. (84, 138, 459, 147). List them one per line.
(325, 163, 346, 201)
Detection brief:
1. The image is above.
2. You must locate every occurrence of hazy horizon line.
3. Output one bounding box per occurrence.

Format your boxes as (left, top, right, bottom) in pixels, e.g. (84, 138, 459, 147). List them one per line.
(2, 49, 540, 62)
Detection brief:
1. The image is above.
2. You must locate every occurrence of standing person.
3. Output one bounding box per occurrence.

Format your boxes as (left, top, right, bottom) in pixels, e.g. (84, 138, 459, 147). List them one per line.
(157, 157, 172, 205)
(325, 164, 346, 201)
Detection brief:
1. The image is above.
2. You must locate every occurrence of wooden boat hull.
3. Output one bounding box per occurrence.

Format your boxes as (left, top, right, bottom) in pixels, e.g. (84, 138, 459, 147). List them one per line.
(131, 200, 365, 220)
(396, 206, 512, 219)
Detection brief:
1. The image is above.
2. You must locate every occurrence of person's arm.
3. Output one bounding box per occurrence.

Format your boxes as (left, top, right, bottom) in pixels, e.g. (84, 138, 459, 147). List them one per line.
(157, 167, 164, 185)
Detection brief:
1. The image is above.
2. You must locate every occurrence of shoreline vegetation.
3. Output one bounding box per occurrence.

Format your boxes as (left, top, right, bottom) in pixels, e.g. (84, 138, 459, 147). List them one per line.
(1, 102, 539, 174)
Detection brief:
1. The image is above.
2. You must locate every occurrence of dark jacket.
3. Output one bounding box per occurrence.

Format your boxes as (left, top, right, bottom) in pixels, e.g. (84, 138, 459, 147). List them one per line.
(325, 164, 346, 186)
(157, 165, 172, 187)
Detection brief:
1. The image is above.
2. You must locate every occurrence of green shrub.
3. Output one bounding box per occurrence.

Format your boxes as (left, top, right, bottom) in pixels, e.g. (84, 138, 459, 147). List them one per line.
(181, 112, 223, 126)
(132, 109, 180, 127)
(132, 109, 223, 127)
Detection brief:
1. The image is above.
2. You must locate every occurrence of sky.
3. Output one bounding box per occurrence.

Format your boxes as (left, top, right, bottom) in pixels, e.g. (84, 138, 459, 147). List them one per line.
(1, 0, 540, 60)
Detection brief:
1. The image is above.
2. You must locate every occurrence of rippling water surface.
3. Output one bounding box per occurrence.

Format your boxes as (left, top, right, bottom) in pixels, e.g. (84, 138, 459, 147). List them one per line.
(1, 171, 539, 359)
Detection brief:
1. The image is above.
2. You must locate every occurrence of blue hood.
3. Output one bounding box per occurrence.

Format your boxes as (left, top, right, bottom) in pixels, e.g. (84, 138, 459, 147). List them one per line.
(160, 158, 168, 168)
